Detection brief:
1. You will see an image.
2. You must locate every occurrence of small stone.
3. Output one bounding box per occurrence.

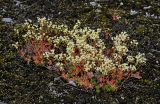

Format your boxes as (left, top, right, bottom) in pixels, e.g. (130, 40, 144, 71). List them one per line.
(48, 82, 53, 87)
(120, 94, 125, 100)
(2, 18, 13, 23)
(54, 77, 60, 81)
(15, 0, 21, 6)
(143, 6, 151, 10)
(120, 2, 123, 6)
(151, 14, 155, 17)
(69, 80, 76, 86)
(97, 4, 102, 8)
(39, 95, 43, 99)
(130, 10, 138, 15)
(58, 12, 61, 15)
(90, 2, 97, 7)
(145, 12, 150, 17)
(0, 101, 7, 104)
(156, 61, 159, 64)
(95, 9, 101, 13)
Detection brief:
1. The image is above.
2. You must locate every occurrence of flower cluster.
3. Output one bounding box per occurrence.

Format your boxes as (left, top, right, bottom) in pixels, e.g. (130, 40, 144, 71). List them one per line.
(14, 17, 147, 92)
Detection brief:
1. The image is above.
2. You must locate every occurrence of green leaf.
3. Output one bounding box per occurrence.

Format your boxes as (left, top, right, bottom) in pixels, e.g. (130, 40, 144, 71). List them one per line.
(104, 84, 110, 89)
(107, 87, 114, 92)
(44, 58, 48, 65)
(116, 80, 122, 85)
(91, 78, 98, 85)
(67, 73, 72, 78)
(103, 84, 115, 92)
(69, 64, 74, 70)
(95, 85, 100, 93)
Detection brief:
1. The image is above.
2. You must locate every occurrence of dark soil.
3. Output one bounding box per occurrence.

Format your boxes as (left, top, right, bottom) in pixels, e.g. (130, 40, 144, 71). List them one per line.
(0, 0, 160, 104)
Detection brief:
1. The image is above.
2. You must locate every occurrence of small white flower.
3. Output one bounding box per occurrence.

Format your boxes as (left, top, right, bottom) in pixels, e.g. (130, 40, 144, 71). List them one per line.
(12, 42, 19, 49)
(55, 62, 60, 66)
(130, 40, 138, 46)
(116, 45, 128, 55)
(121, 63, 129, 71)
(43, 52, 50, 58)
(129, 65, 137, 71)
(50, 49, 55, 54)
(135, 53, 147, 64)
(112, 53, 122, 60)
(127, 55, 135, 63)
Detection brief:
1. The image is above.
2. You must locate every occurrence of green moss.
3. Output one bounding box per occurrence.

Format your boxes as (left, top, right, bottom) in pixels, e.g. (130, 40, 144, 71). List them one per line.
(136, 25, 145, 34)
(95, 85, 100, 93)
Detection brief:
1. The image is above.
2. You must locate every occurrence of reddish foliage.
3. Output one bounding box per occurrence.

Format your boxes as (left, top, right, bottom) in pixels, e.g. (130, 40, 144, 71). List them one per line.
(19, 49, 25, 57)
(116, 69, 123, 80)
(112, 15, 120, 21)
(98, 76, 106, 83)
(106, 79, 116, 89)
(48, 59, 52, 65)
(131, 72, 142, 79)
(24, 56, 29, 62)
(76, 76, 94, 89)
(33, 55, 39, 64)
(61, 72, 68, 80)
(104, 49, 113, 57)
(19, 37, 53, 65)
(74, 64, 81, 72)
(104, 32, 110, 39)
(73, 47, 80, 56)
(99, 83, 104, 88)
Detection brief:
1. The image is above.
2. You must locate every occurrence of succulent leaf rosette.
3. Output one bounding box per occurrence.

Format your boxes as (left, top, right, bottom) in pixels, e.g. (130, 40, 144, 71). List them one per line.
(13, 17, 147, 92)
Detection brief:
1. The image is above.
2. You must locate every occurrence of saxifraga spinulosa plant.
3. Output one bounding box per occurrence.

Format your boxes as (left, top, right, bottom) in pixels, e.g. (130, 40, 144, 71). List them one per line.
(13, 17, 147, 92)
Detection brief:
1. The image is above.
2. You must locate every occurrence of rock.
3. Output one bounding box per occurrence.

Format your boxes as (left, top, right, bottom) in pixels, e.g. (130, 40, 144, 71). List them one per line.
(150, 49, 160, 54)
(15, 0, 21, 6)
(2, 18, 13, 23)
(143, 6, 151, 10)
(69, 80, 76, 86)
(130, 10, 138, 15)
(90, 2, 97, 7)
(95, 0, 110, 2)
(0, 101, 7, 104)
(54, 77, 60, 81)
(120, 2, 123, 6)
